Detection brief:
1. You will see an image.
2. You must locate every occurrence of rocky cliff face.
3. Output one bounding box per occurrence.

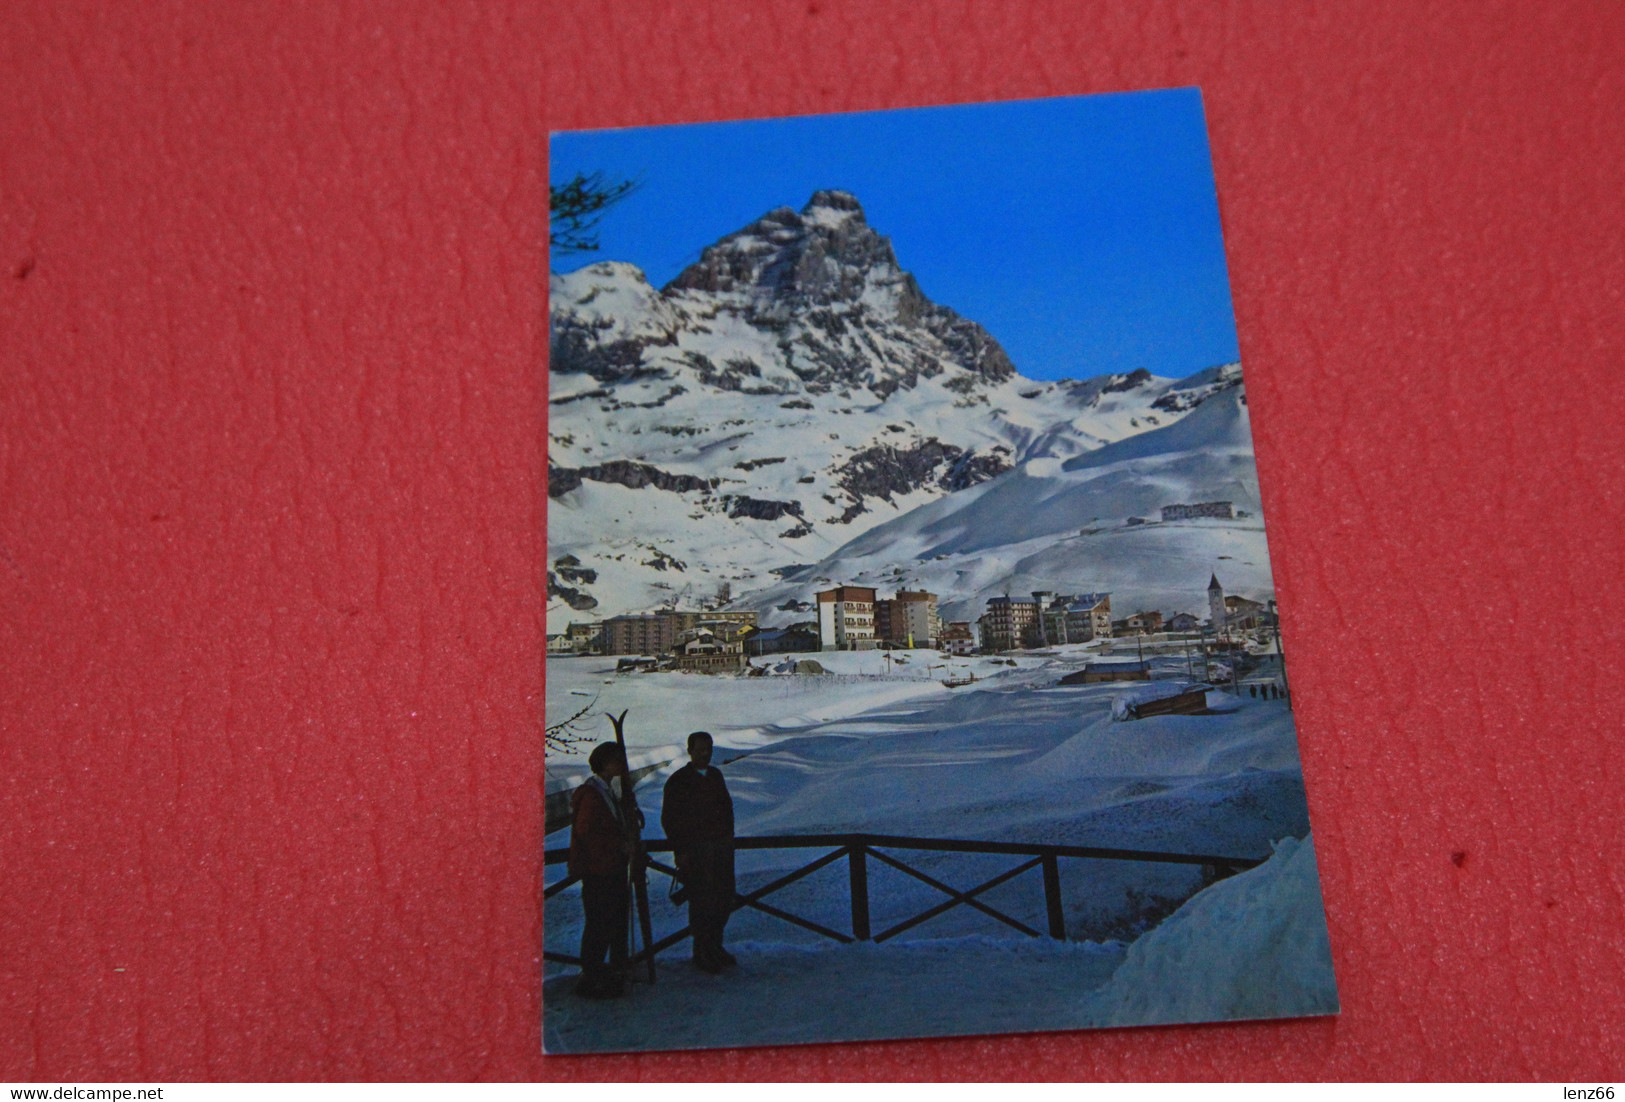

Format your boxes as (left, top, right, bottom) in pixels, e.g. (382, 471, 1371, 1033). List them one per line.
(553, 191, 1014, 400)
(664, 190, 1015, 398)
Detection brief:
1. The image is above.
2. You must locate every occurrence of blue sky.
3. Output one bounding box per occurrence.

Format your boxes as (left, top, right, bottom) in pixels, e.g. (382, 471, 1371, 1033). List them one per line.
(550, 90, 1239, 383)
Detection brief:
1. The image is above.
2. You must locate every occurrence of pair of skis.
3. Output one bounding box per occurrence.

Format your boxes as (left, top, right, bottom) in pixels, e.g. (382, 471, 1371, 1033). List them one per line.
(607, 709, 657, 985)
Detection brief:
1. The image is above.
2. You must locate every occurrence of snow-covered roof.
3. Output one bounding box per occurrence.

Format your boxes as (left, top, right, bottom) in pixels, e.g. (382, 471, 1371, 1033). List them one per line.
(1059, 592, 1110, 612)
(1109, 681, 1209, 721)
(750, 625, 816, 641)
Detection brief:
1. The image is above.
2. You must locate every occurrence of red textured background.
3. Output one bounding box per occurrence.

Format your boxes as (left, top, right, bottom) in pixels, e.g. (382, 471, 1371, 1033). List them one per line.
(3, 0, 1623, 1082)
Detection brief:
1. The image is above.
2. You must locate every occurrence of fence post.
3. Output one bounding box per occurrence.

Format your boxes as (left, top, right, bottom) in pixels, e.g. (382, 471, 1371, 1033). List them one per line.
(849, 845, 871, 940)
(1041, 853, 1065, 939)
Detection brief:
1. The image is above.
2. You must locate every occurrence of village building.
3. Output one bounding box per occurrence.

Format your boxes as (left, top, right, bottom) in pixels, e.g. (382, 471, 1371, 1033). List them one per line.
(743, 623, 822, 656)
(1037, 592, 1113, 646)
(1162, 501, 1234, 522)
(1059, 658, 1151, 684)
(601, 613, 678, 656)
(816, 586, 878, 650)
(1166, 611, 1202, 633)
(672, 624, 747, 673)
(545, 634, 576, 655)
(874, 589, 940, 648)
(1112, 610, 1164, 636)
(690, 609, 759, 630)
(980, 591, 1114, 651)
(1224, 594, 1267, 631)
(1207, 575, 1268, 636)
(656, 609, 758, 636)
(601, 608, 758, 656)
(699, 618, 753, 643)
(939, 621, 975, 656)
(565, 621, 602, 653)
(979, 594, 1039, 652)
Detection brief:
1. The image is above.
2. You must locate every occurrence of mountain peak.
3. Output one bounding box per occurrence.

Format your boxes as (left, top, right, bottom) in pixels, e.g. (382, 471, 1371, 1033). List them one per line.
(664, 189, 896, 300)
(554, 190, 1015, 394)
(802, 189, 866, 222)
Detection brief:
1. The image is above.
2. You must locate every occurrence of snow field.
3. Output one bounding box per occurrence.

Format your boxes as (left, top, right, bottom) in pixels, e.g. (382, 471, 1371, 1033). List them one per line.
(544, 643, 1327, 1050)
(542, 835, 1334, 1054)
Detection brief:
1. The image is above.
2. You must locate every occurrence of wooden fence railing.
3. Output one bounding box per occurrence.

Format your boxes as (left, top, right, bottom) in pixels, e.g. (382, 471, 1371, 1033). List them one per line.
(542, 833, 1264, 967)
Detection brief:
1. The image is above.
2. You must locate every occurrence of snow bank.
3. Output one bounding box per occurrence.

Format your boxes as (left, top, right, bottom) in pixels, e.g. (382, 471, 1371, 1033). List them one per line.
(1082, 833, 1338, 1027)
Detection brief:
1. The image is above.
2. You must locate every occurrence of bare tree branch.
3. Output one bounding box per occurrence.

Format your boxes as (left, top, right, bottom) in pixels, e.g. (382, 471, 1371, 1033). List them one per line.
(545, 692, 600, 755)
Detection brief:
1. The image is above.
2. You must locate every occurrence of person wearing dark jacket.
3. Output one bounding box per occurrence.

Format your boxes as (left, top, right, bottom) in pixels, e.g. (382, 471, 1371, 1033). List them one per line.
(568, 741, 634, 998)
(661, 731, 736, 973)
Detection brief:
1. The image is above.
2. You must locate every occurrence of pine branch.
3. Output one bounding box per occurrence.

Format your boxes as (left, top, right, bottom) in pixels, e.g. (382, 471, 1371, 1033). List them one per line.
(549, 172, 640, 254)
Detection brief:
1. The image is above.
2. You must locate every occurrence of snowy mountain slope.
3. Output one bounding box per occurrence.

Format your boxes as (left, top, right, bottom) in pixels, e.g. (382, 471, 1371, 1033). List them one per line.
(744, 384, 1277, 623)
(548, 190, 1235, 629)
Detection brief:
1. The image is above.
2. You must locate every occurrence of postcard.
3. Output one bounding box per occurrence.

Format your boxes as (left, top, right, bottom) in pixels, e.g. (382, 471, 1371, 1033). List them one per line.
(543, 89, 1337, 1053)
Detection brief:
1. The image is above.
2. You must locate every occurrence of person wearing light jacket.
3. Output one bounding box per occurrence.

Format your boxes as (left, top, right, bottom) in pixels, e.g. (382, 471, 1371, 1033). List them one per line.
(568, 742, 633, 998)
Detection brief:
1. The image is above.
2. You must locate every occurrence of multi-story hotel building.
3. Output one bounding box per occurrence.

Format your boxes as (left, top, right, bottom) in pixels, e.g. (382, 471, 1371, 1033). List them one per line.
(979, 594, 1039, 652)
(874, 589, 940, 648)
(599, 609, 759, 656)
(816, 586, 878, 650)
(601, 614, 679, 657)
(1039, 592, 1113, 645)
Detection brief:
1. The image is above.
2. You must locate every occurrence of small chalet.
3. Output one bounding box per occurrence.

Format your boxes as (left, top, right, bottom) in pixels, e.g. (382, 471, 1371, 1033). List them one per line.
(1224, 595, 1267, 631)
(562, 621, 603, 654)
(1112, 610, 1164, 636)
(743, 623, 821, 656)
(672, 624, 747, 673)
(940, 621, 975, 656)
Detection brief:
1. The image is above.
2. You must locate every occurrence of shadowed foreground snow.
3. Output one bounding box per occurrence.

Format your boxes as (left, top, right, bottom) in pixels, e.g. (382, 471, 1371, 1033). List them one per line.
(543, 833, 1334, 1053)
(543, 936, 1128, 1053)
(544, 646, 1335, 1052)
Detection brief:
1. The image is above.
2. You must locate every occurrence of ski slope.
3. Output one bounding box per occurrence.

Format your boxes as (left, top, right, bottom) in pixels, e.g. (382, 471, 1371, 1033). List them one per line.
(744, 385, 1275, 623)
